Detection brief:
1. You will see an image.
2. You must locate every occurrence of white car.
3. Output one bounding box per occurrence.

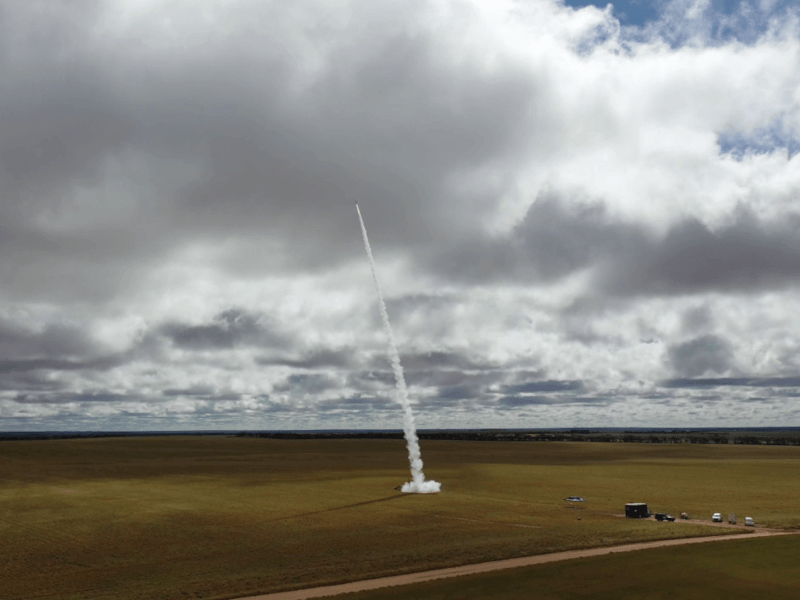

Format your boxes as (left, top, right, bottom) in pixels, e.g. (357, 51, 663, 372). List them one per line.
(712, 512, 722, 522)
(745, 516, 755, 527)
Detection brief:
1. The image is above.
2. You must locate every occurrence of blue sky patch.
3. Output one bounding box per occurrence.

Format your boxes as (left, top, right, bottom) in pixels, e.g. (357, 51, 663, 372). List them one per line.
(563, 0, 660, 27)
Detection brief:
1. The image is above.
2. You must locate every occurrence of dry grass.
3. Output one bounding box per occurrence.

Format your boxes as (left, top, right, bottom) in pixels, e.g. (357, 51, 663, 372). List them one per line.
(0, 437, 798, 599)
(340, 535, 800, 600)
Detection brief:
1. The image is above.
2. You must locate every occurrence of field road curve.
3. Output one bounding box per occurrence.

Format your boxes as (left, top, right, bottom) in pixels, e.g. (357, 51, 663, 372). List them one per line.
(240, 529, 798, 600)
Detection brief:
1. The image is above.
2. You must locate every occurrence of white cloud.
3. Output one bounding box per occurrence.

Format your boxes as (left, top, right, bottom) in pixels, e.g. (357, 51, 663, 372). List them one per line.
(0, 0, 799, 429)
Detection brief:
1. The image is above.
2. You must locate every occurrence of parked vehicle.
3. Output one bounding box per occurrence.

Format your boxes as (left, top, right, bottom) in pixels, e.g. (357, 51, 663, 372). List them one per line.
(625, 503, 649, 518)
(566, 496, 585, 502)
(712, 513, 722, 522)
(654, 513, 675, 522)
(728, 513, 737, 524)
(745, 516, 755, 527)
(680, 512, 690, 520)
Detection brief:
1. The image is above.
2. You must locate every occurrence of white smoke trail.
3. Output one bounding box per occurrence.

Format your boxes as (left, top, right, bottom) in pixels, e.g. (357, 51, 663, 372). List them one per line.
(355, 202, 441, 494)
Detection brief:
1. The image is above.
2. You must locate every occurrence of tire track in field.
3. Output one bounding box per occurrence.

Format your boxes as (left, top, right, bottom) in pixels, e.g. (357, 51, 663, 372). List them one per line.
(257, 494, 412, 524)
(429, 513, 540, 529)
(240, 529, 799, 600)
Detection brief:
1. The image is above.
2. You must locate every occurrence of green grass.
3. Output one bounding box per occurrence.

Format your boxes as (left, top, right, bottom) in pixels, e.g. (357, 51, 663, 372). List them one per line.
(340, 535, 800, 600)
(0, 437, 798, 599)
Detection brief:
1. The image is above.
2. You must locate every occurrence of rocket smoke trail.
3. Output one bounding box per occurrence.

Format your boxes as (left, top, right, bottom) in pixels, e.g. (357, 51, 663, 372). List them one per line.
(355, 202, 441, 494)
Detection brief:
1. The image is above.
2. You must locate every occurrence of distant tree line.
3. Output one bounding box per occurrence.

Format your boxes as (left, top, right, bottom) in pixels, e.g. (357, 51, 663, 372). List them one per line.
(3, 430, 798, 445)
(235, 431, 800, 446)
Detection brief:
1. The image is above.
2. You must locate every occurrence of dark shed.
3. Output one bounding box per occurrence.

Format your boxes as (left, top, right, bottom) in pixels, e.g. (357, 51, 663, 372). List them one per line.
(625, 503, 649, 518)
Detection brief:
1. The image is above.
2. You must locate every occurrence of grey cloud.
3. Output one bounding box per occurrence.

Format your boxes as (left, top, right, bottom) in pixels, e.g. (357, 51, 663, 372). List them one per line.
(0, 4, 174, 303)
(352, 346, 512, 394)
(317, 395, 395, 413)
(497, 395, 611, 407)
(681, 394, 725, 405)
(385, 293, 462, 315)
(343, 359, 517, 407)
(433, 193, 800, 297)
(0, 372, 64, 392)
(2, 2, 800, 431)
(12, 391, 138, 404)
(0, 318, 96, 360)
(11, 393, 71, 405)
(501, 380, 584, 394)
(661, 376, 800, 388)
(667, 334, 734, 378)
(0, 317, 124, 388)
(162, 386, 215, 397)
(0, 1, 546, 305)
(415, 397, 476, 412)
(258, 400, 293, 413)
(347, 370, 397, 389)
(265, 347, 355, 370)
(435, 385, 481, 401)
(274, 373, 340, 395)
(681, 304, 715, 334)
(607, 211, 800, 296)
(403, 368, 508, 390)
(0, 357, 120, 373)
(163, 387, 242, 402)
(558, 296, 631, 344)
(0, 3, 133, 201)
(399, 350, 499, 373)
(432, 194, 645, 284)
(160, 309, 286, 351)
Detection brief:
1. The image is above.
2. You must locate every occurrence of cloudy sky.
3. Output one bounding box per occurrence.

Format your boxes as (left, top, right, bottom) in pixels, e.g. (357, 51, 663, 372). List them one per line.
(2, 0, 800, 431)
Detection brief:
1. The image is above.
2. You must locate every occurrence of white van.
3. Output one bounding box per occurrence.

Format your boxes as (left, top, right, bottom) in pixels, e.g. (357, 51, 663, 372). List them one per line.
(712, 513, 722, 522)
(745, 516, 755, 527)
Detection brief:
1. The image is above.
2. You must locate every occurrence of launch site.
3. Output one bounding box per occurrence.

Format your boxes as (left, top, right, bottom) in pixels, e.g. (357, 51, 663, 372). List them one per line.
(1, 432, 799, 599)
(2, 0, 800, 598)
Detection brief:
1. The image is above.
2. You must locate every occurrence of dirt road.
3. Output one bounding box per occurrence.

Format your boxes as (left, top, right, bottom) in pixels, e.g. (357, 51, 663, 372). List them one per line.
(242, 528, 796, 600)
(610, 513, 758, 530)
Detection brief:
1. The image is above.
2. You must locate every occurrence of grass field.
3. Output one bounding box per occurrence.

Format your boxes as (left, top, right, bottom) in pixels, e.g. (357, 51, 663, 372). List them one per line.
(0, 437, 798, 599)
(340, 535, 800, 600)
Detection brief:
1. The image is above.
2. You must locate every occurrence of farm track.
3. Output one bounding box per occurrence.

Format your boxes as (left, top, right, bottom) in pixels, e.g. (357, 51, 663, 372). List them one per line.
(607, 513, 775, 530)
(430, 513, 540, 529)
(243, 528, 798, 600)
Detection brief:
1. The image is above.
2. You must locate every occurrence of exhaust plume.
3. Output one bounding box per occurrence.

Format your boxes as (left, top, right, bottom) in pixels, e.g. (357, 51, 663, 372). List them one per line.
(355, 202, 441, 494)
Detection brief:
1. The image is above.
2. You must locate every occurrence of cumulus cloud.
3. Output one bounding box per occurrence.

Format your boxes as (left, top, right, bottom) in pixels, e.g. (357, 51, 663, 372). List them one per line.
(160, 309, 287, 351)
(668, 334, 735, 377)
(1, 0, 800, 429)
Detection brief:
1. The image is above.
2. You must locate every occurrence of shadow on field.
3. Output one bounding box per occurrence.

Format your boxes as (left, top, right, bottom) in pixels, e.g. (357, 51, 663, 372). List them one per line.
(264, 494, 412, 523)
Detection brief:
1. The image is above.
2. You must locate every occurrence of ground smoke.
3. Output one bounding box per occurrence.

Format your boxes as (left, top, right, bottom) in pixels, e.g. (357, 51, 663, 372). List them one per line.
(356, 203, 441, 494)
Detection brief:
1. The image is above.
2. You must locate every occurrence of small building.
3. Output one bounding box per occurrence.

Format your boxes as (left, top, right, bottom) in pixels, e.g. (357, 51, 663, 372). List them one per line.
(625, 503, 649, 518)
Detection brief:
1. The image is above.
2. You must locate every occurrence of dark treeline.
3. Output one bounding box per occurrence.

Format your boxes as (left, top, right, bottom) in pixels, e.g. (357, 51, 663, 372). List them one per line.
(0, 431, 232, 442)
(2, 429, 799, 445)
(236, 430, 800, 446)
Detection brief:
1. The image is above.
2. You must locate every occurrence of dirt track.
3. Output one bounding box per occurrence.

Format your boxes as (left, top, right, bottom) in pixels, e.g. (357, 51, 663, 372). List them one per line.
(609, 513, 760, 530)
(243, 528, 796, 600)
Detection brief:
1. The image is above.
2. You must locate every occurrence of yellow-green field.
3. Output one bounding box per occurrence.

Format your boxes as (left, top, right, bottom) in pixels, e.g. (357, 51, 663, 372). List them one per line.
(1, 436, 798, 600)
(341, 535, 800, 600)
